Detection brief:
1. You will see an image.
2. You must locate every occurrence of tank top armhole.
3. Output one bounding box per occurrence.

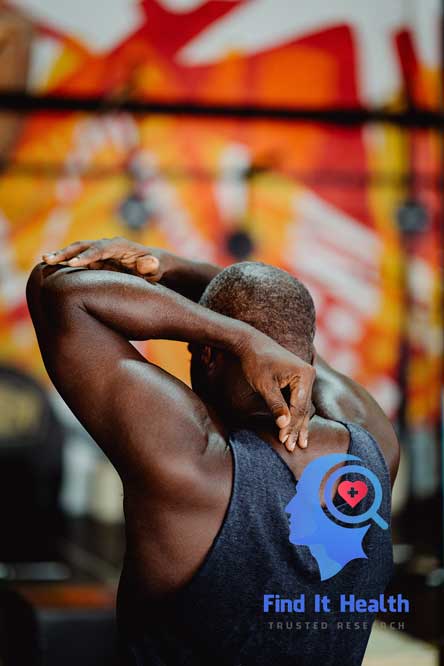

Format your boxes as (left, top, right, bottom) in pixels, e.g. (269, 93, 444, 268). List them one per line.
(173, 437, 237, 597)
(339, 421, 392, 489)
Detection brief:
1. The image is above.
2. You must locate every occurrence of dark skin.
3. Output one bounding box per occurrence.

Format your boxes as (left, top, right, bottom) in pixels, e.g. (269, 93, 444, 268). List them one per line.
(28, 238, 399, 598)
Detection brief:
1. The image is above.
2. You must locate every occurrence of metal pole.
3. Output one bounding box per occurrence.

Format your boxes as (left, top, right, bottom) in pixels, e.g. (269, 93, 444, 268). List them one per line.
(439, 0, 444, 573)
(438, 0, 444, 663)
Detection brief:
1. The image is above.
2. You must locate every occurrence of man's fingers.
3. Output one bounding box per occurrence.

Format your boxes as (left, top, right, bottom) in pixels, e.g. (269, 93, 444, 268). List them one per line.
(297, 410, 310, 450)
(86, 260, 105, 270)
(136, 255, 160, 276)
(262, 385, 291, 432)
(278, 422, 298, 452)
(278, 415, 299, 452)
(297, 379, 314, 449)
(286, 388, 306, 448)
(287, 434, 298, 452)
(290, 368, 315, 449)
(42, 241, 92, 264)
(42, 240, 161, 277)
(65, 245, 110, 266)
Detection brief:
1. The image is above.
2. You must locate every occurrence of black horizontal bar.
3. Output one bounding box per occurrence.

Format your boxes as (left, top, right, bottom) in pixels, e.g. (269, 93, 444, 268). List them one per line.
(0, 90, 442, 128)
(1, 159, 440, 190)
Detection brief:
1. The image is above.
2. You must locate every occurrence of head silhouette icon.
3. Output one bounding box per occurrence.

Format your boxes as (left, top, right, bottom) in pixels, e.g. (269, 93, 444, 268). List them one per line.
(285, 453, 375, 581)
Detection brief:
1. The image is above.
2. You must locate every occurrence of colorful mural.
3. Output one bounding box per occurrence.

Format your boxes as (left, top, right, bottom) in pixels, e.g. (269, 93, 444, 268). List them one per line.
(0, 0, 441, 430)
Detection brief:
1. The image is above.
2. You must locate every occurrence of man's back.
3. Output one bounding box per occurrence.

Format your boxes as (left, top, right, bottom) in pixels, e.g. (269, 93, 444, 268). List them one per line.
(117, 418, 393, 666)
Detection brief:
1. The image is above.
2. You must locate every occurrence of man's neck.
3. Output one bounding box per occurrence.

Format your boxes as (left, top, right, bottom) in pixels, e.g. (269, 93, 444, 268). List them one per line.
(206, 403, 350, 485)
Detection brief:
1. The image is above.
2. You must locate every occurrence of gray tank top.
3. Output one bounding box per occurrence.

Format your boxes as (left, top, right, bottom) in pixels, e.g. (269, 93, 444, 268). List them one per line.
(121, 421, 393, 666)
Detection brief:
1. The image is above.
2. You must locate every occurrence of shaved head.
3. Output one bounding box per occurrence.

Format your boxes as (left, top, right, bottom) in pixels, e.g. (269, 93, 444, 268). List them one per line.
(199, 262, 316, 362)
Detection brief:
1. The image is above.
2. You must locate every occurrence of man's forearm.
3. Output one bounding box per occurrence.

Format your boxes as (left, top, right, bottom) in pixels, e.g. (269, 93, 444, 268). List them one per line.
(35, 263, 250, 354)
(159, 256, 221, 302)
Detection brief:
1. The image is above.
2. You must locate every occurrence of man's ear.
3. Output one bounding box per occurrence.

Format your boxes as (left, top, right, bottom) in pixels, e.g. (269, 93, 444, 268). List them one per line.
(201, 345, 224, 378)
(311, 346, 317, 366)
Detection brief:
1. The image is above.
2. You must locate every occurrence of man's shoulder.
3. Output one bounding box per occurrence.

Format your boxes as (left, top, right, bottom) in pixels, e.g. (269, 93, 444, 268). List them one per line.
(308, 416, 351, 452)
(313, 359, 400, 487)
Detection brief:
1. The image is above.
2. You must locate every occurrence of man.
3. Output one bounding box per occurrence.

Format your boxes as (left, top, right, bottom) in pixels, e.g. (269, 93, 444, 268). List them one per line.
(27, 237, 399, 666)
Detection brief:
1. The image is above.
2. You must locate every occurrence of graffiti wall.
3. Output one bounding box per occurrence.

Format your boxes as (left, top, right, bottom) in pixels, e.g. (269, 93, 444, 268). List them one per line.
(0, 0, 441, 430)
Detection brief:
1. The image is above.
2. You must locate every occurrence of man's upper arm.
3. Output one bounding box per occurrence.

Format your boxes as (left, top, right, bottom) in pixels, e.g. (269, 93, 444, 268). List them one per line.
(314, 357, 400, 485)
(349, 378, 400, 486)
(26, 264, 224, 490)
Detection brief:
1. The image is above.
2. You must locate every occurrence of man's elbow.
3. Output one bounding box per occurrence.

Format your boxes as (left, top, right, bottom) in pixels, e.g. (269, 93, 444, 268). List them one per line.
(27, 262, 58, 305)
(26, 262, 48, 312)
(26, 261, 43, 289)
(26, 262, 81, 325)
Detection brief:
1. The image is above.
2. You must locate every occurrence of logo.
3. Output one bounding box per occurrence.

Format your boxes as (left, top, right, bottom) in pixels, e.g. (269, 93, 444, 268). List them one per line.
(285, 454, 388, 581)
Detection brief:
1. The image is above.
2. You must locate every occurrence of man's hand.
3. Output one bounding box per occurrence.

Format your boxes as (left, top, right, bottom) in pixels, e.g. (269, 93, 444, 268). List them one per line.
(42, 237, 171, 281)
(43, 237, 221, 303)
(237, 330, 315, 452)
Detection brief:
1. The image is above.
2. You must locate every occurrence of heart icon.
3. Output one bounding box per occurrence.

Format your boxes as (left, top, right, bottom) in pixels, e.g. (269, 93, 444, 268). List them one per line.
(338, 480, 368, 508)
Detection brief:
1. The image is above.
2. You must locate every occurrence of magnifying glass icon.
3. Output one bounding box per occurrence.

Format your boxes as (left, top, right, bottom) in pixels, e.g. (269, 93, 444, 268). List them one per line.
(324, 465, 388, 530)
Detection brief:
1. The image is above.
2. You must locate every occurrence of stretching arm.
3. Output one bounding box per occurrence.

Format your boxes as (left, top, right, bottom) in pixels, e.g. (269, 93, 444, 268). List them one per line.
(27, 263, 314, 484)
